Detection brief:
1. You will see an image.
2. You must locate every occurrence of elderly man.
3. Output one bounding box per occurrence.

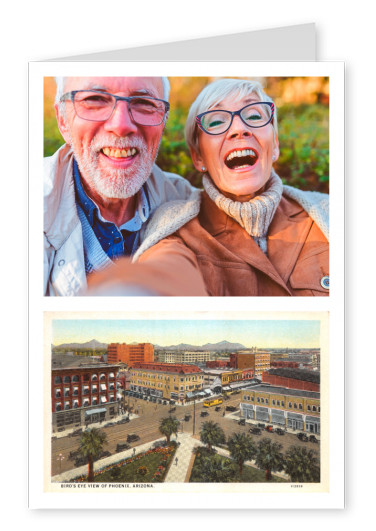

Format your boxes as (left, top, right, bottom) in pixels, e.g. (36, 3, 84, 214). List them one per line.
(44, 76, 197, 296)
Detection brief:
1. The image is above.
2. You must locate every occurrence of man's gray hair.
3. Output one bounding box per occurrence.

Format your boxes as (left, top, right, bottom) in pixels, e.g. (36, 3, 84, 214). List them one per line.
(185, 78, 278, 155)
(54, 76, 170, 104)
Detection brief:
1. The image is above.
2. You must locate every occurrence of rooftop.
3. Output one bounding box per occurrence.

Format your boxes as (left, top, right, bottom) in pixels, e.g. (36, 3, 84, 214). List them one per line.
(243, 384, 320, 399)
(51, 353, 118, 370)
(130, 362, 202, 374)
(266, 368, 320, 384)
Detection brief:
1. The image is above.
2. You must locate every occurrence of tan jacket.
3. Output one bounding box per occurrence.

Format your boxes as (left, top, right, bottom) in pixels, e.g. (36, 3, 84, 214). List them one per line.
(88, 191, 329, 296)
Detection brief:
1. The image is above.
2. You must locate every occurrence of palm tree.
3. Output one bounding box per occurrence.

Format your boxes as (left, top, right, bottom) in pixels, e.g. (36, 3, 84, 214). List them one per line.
(159, 416, 180, 443)
(200, 421, 225, 451)
(284, 446, 320, 483)
(198, 454, 237, 483)
(78, 428, 107, 482)
(255, 437, 284, 481)
(228, 432, 257, 477)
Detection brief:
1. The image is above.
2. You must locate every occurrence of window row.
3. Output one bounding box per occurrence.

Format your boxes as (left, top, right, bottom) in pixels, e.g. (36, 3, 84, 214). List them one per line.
(54, 373, 116, 385)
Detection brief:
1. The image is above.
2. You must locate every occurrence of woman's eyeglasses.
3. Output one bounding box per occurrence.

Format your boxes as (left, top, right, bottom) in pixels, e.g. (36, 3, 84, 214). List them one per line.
(196, 102, 274, 135)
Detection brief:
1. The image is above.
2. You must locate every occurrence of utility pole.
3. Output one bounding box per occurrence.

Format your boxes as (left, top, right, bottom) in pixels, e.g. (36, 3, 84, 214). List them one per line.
(193, 398, 196, 436)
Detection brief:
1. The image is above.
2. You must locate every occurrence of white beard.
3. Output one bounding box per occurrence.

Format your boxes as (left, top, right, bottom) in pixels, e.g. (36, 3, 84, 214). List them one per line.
(69, 133, 159, 199)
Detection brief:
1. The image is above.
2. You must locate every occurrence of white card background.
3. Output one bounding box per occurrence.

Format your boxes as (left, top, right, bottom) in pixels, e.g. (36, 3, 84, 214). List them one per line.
(3, 0, 375, 526)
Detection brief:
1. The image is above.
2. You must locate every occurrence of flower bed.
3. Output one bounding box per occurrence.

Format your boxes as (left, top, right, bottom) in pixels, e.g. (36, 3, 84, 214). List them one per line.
(71, 443, 177, 483)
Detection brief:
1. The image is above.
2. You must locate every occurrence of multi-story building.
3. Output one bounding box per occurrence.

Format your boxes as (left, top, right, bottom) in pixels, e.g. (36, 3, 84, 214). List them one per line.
(240, 385, 320, 434)
(270, 360, 300, 369)
(203, 368, 244, 390)
(129, 362, 204, 402)
(262, 368, 320, 392)
(107, 343, 154, 366)
(156, 351, 215, 364)
(51, 354, 120, 432)
(229, 351, 270, 376)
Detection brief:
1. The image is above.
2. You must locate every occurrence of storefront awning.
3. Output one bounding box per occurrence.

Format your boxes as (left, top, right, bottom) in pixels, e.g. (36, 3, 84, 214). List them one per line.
(100, 383, 107, 391)
(85, 408, 106, 416)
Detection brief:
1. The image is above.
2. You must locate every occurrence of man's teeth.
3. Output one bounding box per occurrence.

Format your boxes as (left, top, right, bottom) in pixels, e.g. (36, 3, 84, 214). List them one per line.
(226, 149, 257, 162)
(102, 147, 137, 158)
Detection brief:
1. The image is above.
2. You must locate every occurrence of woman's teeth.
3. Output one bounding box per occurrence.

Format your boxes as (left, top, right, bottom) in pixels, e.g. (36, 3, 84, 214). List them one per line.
(102, 147, 137, 158)
(225, 148, 258, 169)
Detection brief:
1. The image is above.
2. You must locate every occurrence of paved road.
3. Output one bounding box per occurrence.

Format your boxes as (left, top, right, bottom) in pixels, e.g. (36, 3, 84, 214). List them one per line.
(51, 395, 320, 476)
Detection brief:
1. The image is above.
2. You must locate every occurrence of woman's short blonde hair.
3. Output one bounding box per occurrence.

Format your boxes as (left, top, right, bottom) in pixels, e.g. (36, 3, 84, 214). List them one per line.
(185, 78, 278, 155)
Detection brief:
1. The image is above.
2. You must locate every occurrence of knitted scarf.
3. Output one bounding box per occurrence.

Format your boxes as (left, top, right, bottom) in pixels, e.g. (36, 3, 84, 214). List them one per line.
(202, 170, 283, 253)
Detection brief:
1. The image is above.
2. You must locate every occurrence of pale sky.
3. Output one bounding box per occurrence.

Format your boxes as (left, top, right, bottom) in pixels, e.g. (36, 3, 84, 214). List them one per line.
(52, 319, 321, 348)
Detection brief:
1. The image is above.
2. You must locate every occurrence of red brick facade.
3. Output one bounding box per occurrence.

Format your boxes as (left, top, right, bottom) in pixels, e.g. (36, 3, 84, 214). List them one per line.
(107, 343, 154, 366)
(262, 372, 319, 392)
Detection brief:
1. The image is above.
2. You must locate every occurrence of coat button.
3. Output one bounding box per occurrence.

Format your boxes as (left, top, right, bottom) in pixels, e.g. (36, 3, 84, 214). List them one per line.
(320, 276, 329, 289)
(58, 259, 65, 266)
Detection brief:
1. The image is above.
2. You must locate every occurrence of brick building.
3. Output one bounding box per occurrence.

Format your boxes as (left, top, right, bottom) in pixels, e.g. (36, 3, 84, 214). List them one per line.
(129, 362, 203, 402)
(107, 343, 154, 366)
(51, 354, 121, 432)
(229, 351, 270, 376)
(270, 360, 299, 369)
(262, 368, 320, 392)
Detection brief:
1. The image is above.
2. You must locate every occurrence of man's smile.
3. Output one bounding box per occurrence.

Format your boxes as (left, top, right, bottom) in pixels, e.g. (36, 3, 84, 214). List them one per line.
(101, 147, 138, 159)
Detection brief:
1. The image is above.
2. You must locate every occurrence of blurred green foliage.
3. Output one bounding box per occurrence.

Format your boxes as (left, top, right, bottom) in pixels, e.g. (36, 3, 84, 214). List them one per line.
(44, 99, 329, 194)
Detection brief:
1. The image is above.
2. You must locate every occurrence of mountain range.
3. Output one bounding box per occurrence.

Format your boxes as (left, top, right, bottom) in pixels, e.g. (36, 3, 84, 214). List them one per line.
(52, 339, 246, 352)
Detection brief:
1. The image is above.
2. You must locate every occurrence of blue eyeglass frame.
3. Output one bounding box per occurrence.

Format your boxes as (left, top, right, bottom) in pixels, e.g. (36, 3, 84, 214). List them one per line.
(60, 90, 170, 124)
(195, 101, 275, 135)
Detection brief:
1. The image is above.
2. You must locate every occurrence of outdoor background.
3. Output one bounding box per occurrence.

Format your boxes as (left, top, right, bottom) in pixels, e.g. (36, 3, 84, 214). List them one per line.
(44, 76, 329, 193)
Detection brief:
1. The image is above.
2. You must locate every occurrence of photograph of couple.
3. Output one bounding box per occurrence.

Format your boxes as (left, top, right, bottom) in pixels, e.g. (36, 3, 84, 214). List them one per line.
(44, 75, 329, 297)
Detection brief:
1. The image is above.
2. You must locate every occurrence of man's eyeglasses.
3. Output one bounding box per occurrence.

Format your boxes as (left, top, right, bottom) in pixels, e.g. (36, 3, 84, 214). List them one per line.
(60, 90, 170, 126)
(196, 102, 275, 135)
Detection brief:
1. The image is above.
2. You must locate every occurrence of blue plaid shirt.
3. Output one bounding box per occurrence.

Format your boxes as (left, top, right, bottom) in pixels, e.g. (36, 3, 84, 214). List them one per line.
(73, 160, 150, 260)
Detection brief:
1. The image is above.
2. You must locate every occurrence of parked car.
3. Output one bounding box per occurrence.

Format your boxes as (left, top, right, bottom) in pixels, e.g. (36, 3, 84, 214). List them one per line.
(274, 428, 285, 436)
(69, 428, 82, 437)
(200, 411, 209, 417)
(215, 406, 221, 412)
(265, 425, 274, 432)
(250, 427, 262, 435)
(69, 449, 80, 459)
(116, 442, 131, 452)
(297, 432, 309, 442)
(238, 419, 246, 425)
(74, 456, 88, 467)
(184, 415, 191, 421)
(309, 435, 319, 443)
(225, 406, 237, 412)
(169, 407, 176, 413)
(127, 433, 140, 443)
(257, 423, 265, 428)
(117, 417, 130, 424)
(163, 400, 167, 405)
(99, 450, 111, 459)
(105, 422, 116, 427)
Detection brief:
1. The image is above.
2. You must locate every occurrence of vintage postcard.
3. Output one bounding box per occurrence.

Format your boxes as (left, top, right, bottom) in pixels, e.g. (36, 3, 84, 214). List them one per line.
(37, 310, 343, 509)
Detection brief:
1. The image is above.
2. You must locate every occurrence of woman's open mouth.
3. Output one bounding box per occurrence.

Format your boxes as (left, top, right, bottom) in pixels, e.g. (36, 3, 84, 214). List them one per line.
(224, 148, 258, 170)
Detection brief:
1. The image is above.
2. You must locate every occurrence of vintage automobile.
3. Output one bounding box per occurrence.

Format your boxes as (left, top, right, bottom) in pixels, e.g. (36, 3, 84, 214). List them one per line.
(225, 405, 237, 412)
(257, 423, 265, 428)
(215, 406, 221, 412)
(168, 407, 176, 413)
(127, 433, 140, 443)
(200, 411, 209, 417)
(249, 427, 262, 435)
(265, 425, 274, 432)
(116, 442, 131, 452)
(297, 432, 309, 442)
(184, 414, 191, 422)
(309, 435, 319, 443)
(275, 428, 285, 435)
(238, 419, 246, 425)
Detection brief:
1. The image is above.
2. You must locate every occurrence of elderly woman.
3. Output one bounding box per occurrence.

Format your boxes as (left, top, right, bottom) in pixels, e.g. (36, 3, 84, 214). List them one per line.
(88, 79, 329, 296)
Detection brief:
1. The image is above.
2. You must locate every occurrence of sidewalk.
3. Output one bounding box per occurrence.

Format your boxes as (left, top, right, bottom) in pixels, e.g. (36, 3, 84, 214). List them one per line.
(164, 433, 201, 482)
